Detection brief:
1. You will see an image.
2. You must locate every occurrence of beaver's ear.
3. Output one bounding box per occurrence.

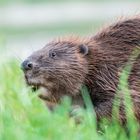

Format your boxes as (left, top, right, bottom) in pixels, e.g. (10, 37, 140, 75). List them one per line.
(79, 44, 89, 55)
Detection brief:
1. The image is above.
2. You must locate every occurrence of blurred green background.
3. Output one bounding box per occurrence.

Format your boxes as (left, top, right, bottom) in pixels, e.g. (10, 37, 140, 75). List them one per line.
(1, 1, 140, 140)
(0, 0, 140, 62)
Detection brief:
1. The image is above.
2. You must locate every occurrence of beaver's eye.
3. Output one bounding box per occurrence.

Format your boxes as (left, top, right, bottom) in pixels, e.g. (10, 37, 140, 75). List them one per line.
(49, 52, 57, 58)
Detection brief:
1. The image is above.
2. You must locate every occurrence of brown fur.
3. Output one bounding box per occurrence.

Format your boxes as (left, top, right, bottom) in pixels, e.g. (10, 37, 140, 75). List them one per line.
(22, 16, 140, 123)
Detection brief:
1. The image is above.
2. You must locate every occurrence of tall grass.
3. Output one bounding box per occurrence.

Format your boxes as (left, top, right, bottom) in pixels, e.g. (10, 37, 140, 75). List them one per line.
(0, 50, 140, 140)
(0, 60, 99, 140)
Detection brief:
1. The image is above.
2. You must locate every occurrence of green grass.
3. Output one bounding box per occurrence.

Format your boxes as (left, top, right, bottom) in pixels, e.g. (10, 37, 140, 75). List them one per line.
(0, 55, 140, 140)
(0, 60, 99, 140)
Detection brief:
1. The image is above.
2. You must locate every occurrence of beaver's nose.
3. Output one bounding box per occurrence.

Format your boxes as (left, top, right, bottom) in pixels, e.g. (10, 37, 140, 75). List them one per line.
(21, 60, 33, 71)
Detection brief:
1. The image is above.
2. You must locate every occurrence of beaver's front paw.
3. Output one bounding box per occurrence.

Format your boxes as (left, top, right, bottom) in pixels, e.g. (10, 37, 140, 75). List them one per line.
(69, 105, 83, 123)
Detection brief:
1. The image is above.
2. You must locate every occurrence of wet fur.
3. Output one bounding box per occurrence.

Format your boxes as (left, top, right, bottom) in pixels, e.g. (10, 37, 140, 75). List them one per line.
(23, 16, 140, 123)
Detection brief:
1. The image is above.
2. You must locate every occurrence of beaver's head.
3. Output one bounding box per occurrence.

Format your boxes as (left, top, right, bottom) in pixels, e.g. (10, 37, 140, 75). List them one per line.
(21, 40, 89, 96)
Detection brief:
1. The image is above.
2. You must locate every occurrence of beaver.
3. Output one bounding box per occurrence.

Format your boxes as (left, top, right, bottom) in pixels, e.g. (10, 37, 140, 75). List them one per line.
(21, 16, 140, 123)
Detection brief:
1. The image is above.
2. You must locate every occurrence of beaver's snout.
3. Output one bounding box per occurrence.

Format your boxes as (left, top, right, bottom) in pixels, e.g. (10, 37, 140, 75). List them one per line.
(21, 60, 33, 71)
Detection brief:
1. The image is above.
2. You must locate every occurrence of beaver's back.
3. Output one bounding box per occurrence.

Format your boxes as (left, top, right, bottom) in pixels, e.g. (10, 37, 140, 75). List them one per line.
(92, 17, 140, 62)
(86, 16, 140, 122)
(90, 17, 140, 84)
